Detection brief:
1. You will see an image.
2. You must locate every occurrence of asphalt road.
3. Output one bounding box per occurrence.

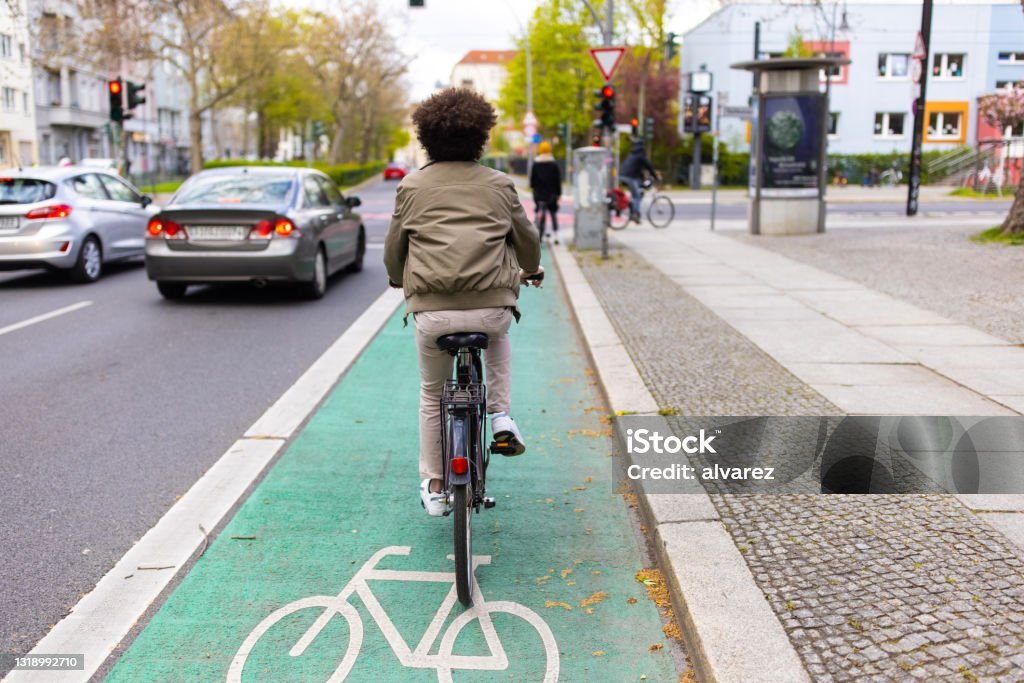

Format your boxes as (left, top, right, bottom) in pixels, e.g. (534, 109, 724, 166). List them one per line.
(0, 178, 401, 666)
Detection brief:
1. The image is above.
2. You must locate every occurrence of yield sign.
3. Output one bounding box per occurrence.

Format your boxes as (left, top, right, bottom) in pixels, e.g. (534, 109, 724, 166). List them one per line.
(589, 47, 627, 82)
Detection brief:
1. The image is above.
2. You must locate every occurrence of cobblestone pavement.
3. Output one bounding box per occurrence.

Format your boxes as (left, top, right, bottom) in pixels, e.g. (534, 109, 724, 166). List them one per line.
(577, 245, 1024, 682)
(727, 223, 1024, 344)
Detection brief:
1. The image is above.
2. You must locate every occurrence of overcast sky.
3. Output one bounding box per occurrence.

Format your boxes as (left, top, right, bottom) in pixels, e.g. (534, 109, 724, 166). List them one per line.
(361, 0, 721, 101)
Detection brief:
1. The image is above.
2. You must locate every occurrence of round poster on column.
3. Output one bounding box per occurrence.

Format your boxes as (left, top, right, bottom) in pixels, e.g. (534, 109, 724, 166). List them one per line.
(761, 94, 822, 198)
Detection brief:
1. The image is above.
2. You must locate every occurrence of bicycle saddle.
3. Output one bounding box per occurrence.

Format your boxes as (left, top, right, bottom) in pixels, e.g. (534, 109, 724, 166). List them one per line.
(437, 332, 489, 352)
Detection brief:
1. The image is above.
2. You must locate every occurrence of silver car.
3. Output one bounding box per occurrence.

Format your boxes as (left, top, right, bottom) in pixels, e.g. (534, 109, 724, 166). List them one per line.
(0, 166, 156, 282)
(144, 167, 365, 300)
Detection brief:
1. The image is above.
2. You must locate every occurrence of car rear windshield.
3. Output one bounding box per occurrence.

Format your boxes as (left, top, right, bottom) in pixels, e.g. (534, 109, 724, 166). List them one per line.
(0, 178, 57, 204)
(173, 173, 296, 206)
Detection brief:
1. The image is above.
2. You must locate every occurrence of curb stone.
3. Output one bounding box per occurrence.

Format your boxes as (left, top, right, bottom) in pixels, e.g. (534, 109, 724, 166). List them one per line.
(549, 241, 811, 683)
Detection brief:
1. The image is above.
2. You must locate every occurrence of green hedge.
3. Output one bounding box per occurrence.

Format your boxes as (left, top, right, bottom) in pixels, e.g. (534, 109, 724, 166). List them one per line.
(202, 159, 386, 188)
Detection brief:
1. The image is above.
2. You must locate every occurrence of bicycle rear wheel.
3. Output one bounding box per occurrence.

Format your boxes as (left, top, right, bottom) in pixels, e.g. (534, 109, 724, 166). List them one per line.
(453, 482, 473, 606)
(608, 207, 629, 230)
(647, 194, 675, 228)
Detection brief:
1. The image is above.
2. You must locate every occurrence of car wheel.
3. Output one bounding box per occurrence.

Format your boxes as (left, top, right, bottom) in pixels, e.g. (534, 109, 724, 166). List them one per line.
(348, 228, 365, 273)
(303, 246, 328, 300)
(157, 282, 188, 300)
(70, 236, 103, 283)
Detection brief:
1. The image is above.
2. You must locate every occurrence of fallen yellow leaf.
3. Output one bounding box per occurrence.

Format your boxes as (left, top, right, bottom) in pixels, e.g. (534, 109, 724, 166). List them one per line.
(592, 650, 605, 657)
(561, 568, 573, 579)
(574, 508, 585, 513)
(580, 591, 609, 608)
(649, 643, 663, 652)
(545, 601, 572, 611)
(536, 575, 551, 583)
(627, 597, 638, 605)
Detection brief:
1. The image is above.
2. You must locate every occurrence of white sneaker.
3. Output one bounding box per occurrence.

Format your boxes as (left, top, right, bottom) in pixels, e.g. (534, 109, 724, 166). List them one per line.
(420, 478, 448, 516)
(491, 412, 526, 456)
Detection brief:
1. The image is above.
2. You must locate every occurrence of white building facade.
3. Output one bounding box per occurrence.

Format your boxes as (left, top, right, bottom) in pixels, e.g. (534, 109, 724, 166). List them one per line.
(681, 0, 1024, 154)
(0, 0, 38, 167)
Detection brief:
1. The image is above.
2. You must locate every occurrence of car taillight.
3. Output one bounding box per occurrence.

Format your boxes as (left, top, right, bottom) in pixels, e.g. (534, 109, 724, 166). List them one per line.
(25, 204, 72, 220)
(146, 217, 183, 239)
(451, 457, 468, 475)
(250, 219, 273, 239)
(275, 219, 295, 237)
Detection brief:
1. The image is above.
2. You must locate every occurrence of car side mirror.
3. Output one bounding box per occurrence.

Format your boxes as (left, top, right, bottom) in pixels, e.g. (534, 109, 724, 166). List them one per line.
(345, 196, 361, 208)
(141, 195, 153, 207)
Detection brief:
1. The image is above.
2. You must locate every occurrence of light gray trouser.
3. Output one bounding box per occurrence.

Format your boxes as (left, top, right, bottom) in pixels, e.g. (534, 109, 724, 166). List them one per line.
(413, 307, 513, 481)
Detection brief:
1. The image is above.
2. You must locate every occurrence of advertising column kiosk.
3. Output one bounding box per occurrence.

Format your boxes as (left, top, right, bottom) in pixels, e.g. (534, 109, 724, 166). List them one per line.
(731, 57, 849, 235)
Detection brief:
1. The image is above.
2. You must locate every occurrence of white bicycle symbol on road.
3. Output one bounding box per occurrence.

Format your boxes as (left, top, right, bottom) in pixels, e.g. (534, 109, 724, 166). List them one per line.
(227, 546, 560, 682)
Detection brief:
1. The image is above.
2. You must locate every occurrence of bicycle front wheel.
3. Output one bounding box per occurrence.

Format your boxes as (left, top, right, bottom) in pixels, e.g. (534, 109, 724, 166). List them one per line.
(453, 482, 474, 606)
(647, 194, 675, 228)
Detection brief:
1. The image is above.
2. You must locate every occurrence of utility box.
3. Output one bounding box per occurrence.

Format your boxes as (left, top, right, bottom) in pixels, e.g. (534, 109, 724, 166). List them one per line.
(731, 57, 849, 235)
(572, 147, 610, 250)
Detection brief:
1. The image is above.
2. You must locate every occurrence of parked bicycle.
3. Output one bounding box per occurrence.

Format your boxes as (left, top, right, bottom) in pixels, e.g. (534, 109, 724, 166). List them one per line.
(439, 270, 545, 606)
(606, 177, 675, 229)
(228, 545, 559, 682)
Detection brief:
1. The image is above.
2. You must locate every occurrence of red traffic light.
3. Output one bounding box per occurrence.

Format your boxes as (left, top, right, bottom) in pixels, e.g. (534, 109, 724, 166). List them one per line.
(601, 85, 614, 98)
(109, 81, 122, 94)
(630, 118, 639, 127)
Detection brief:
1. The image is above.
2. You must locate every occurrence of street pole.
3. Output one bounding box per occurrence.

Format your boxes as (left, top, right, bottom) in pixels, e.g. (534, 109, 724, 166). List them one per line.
(907, 0, 933, 216)
(711, 95, 721, 231)
(581, 0, 614, 259)
(526, 33, 534, 180)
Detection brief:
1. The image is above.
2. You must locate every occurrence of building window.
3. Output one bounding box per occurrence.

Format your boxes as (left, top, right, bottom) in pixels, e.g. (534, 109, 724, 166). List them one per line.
(22, 92, 28, 114)
(874, 112, 906, 138)
(19, 42, 26, 63)
(2, 88, 16, 112)
(932, 53, 964, 79)
(46, 70, 60, 106)
(461, 79, 473, 88)
(996, 80, 1024, 90)
(0, 34, 12, 58)
(927, 111, 962, 140)
(877, 53, 910, 79)
(997, 51, 1024, 64)
(817, 52, 844, 79)
(1006, 122, 1024, 138)
(828, 112, 839, 136)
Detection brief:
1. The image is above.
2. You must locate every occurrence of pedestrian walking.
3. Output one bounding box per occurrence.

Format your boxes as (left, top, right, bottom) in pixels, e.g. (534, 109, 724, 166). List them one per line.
(529, 141, 562, 244)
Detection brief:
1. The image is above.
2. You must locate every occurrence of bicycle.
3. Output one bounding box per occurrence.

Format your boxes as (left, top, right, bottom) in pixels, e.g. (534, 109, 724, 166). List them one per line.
(227, 545, 559, 682)
(607, 177, 675, 230)
(439, 270, 545, 606)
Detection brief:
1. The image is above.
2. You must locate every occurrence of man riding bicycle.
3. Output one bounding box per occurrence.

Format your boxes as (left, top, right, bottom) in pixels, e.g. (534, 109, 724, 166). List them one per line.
(383, 88, 543, 517)
(618, 138, 658, 224)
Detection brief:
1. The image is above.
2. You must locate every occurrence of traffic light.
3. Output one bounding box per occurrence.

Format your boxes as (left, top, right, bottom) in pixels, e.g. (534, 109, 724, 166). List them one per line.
(594, 83, 615, 131)
(108, 79, 123, 122)
(126, 81, 146, 111)
(555, 122, 568, 140)
(666, 32, 678, 60)
(312, 120, 324, 139)
(630, 117, 639, 136)
(644, 116, 655, 141)
(682, 94, 694, 134)
(409, 0, 424, 6)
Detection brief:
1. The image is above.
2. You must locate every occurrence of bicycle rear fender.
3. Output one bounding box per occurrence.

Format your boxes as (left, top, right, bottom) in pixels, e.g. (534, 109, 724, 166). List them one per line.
(448, 415, 472, 486)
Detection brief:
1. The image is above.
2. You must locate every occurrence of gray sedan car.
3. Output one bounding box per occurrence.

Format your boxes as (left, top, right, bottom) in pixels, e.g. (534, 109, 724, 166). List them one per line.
(0, 166, 156, 282)
(144, 167, 365, 300)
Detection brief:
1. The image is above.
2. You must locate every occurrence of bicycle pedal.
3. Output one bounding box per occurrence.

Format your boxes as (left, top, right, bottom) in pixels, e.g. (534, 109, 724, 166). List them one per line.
(483, 497, 496, 509)
(489, 441, 517, 455)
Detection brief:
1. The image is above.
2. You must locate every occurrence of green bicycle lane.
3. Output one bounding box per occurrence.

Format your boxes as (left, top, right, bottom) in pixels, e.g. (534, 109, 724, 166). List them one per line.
(107, 262, 680, 682)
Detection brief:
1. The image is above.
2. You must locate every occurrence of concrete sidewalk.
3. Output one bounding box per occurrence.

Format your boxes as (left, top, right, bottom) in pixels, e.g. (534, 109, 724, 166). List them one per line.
(549, 219, 1024, 682)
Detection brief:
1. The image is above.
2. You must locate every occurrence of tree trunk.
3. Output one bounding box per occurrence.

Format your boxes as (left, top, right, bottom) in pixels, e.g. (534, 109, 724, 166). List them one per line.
(1002, 171, 1024, 234)
(189, 109, 203, 174)
(359, 113, 375, 165)
(329, 123, 345, 164)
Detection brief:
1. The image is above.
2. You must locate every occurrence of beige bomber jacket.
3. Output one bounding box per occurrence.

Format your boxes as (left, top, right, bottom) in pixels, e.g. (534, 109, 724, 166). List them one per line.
(383, 161, 541, 318)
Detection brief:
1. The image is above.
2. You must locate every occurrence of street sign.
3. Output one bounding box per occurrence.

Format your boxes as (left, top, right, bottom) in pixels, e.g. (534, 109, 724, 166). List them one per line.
(523, 110, 538, 127)
(913, 31, 926, 59)
(589, 47, 626, 82)
(524, 124, 537, 138)
(722, 105, 753, 120)
(911, 58, 923, 84)
(531, 133, 542, 144)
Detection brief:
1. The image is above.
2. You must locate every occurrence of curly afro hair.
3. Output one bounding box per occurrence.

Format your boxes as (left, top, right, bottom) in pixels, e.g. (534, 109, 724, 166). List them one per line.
(412, 88, 497, 162)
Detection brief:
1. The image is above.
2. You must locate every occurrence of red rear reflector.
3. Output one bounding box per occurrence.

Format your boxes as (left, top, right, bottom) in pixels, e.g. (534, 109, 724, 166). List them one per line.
(274, 219, 295, 236)
(25, 204, 72, 220)
(59, 241, 71, 253)
(451, 457, 468, 475)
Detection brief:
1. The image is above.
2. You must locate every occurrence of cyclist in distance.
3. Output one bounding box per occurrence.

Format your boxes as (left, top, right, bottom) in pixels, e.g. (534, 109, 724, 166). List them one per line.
(384, 87, 544, 517)
(529, 140, 562, 244)
(619, 138, 658, 223)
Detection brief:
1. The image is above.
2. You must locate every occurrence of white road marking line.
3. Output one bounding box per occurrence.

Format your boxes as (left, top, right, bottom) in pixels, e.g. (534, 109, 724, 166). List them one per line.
(0, 301, 93, 338)
(4, 287, 404, 683)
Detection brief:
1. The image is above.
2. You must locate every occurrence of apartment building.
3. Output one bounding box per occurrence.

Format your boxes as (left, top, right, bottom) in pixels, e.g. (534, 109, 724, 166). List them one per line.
(0, 0, 37, 167)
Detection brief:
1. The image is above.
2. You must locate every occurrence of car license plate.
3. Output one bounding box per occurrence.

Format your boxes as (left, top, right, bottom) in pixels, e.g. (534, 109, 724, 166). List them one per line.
(0, 216, 19, 231)
(187, 225, 248, 241)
